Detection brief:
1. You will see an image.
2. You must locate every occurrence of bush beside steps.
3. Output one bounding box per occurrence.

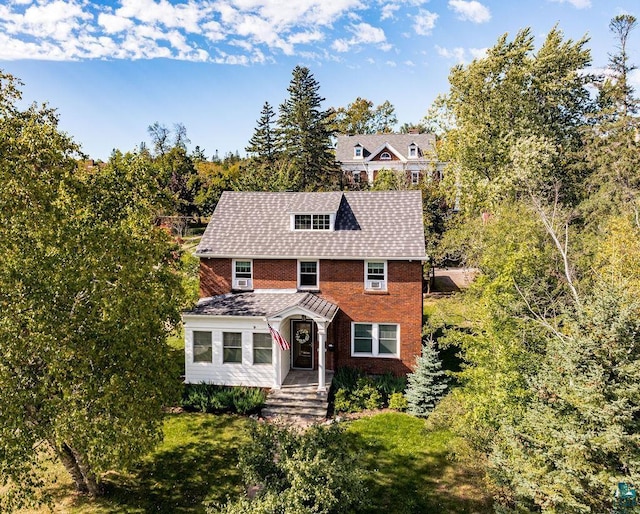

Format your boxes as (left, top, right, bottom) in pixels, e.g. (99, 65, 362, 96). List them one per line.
(182, 383, 266, 415)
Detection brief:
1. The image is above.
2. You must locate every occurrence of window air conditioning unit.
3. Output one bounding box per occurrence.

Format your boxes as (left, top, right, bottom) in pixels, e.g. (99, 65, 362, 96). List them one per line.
(235, 279, 249, 288)
(368, 280, 383, 290)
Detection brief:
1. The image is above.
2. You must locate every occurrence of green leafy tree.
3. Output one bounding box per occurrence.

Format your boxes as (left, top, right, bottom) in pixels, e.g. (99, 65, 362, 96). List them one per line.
(406, 341, 448, 417)
(245, 101, 277, 163)
(581, 15, 640, 224)
(0, 72, 183, 509)
(331, 97, 397, 135)
(210, 422, 366, 514)
(443, 27, 592, 213)
(276, 66, 338, 190)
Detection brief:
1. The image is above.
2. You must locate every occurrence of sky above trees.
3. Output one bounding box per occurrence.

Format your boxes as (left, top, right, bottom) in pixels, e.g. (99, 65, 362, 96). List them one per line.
(0, 0, 639, 160)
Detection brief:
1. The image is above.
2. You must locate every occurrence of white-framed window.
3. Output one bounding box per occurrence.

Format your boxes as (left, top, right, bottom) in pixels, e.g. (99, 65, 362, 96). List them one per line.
(352, 171, 361, 183)
(408, 144, 417, 158)
(298, 260, 319, 289)
(233, 259, 252, 289)
(365, 261, 387, 291)
(223, 332, 242, 363)
(351, 323, 399, 358)
(354, 145, 363, 158)
(380, 151, 392, 160)
(193, 331, 212, 363)
(293, 214, 331, 231)
(253, 333, 272, 364)
(411, 171, 420, 185)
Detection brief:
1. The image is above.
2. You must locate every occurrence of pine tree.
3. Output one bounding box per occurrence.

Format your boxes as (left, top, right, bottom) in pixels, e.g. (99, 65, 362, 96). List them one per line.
(245, 101, 276, 163)
(406, 341, 448, 417)
(276, 66, 337, 191)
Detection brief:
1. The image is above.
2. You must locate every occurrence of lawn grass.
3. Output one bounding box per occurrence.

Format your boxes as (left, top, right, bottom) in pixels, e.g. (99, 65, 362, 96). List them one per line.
(24, 412, 490, 513)
(346, 412, 492, 514)
(25, 414, 250, 514)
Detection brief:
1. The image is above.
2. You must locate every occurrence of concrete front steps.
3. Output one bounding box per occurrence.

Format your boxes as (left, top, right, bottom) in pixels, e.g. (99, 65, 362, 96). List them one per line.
(262, 370, 333, 421)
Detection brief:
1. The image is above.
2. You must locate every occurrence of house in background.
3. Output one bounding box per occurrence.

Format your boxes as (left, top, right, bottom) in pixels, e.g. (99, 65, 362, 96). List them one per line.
(335, 132, 442, 187)
(183, 190, 426, 391)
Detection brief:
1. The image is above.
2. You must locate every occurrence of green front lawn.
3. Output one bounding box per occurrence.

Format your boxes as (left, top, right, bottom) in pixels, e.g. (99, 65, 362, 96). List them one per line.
(28, 412, 490, 513)
(346, 412, 492, 513)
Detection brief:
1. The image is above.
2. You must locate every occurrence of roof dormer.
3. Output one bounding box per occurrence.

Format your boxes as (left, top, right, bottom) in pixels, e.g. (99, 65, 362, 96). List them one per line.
(353, 143, 363, 159)
(408, 142, 418, 159)
(287, 192, 343, 232)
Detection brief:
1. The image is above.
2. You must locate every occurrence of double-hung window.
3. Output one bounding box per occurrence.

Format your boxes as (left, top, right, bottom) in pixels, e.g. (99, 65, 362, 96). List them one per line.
(253, 333, 272, 364)
(223, 332, 242, 363)
(351, 323, 399, 358)
(365, 261, 387, 291)
(411, 171, 420, 185)
(298, 260, 319, 289)
(193, 331, 212, 363)
(233, 260, 252, 289)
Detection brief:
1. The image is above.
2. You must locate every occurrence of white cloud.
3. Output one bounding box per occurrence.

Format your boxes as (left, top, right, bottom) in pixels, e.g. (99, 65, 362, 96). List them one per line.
(469, 47, 487, 59)
(448, 0, 491, 23)
(385, 60, 397, 67)
(288, 30, 323, 45)
(436, 45, 465, 63)
(404, 60, 415, 67)
(98, 13, 133, 33)
(115, 0, 206, 33)
(413, 9, 438, 36)
(548, 0, 591, 8)
(331, 22, 388, 53)
(381, 3, 400, 20)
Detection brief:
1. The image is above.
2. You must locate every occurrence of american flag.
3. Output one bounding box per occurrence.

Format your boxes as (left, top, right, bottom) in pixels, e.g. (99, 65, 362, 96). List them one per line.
(268, 323, 290, 351)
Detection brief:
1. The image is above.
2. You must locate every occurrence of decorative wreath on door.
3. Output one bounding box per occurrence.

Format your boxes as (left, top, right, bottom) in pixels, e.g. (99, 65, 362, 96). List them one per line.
(295, 328, 311, 345)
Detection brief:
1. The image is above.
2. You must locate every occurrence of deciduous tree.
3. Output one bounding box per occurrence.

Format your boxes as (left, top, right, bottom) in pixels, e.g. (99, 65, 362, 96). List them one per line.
(0, 72, 183, 510)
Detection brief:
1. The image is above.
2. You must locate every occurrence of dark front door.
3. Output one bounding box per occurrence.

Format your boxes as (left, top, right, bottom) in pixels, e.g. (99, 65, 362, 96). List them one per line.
(291, 320, 314, 369)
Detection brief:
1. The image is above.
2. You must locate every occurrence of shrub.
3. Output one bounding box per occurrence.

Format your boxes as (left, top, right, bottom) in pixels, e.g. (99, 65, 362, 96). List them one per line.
(181, 384, 266, 414)
(209, 421, 366, 514)
(374, 372, 407, 402)
(388, 392, 408, 411)
(333, 377, 383, 413)
(332, 366, 364, 390)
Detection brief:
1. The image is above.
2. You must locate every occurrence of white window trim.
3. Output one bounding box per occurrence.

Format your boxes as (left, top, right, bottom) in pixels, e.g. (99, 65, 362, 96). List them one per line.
(351, 322, 400, 358)
(380, 151, 392, 160)
(222, 332, 243, 364)
(290, 213, 336, 231)
(411, 171, 420, 185)
(408, 144, 417, 158)
(232, 259, 253, 289)
(252, 332, 272, 365)
(297, 260, 319, 290)
(354, 145, 363, 159)
(364, 260, 387, 291)
(192, 330, 213, 363)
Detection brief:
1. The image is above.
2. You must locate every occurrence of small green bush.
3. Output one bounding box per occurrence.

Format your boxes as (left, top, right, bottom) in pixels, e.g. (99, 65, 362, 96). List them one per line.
(209, 421, 366, 513)
(374, 372, 407, 402)
(388, 392, 408, 411)
(181, 384, 266, 414)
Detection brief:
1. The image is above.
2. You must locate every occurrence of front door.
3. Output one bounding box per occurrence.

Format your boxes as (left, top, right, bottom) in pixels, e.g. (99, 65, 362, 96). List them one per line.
(291, 320, 314, 369)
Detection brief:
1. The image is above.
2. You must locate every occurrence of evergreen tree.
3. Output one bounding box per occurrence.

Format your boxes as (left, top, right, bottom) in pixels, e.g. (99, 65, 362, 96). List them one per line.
(276, 66, 337, 191)
(406, 341, 448, 417)
(491, 287, 640, 512)
(245, 101, 277, 163)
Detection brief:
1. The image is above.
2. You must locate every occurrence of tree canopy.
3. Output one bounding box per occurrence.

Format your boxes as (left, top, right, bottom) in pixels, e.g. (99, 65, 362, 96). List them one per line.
(0, 71, 184, 509)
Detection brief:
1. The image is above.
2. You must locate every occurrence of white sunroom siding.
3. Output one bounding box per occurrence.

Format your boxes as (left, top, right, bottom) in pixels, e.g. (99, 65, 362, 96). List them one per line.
(184, 316, 277, 387)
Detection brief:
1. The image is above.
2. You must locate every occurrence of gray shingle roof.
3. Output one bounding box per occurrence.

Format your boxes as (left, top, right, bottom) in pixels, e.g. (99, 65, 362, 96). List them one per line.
(196, 191, 427, 260)
(335, 133, 436, 163)
(186, 292, 338, 320)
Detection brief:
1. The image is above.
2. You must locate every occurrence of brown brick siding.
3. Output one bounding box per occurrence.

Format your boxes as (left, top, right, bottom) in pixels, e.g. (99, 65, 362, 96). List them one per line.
(199, 257, 424, 376)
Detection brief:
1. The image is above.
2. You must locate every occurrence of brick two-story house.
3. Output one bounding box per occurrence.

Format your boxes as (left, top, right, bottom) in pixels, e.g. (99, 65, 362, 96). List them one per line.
(183, 190, 426, 391)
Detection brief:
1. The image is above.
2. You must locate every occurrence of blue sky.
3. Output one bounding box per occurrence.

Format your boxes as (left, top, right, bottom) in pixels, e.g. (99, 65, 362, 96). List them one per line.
(1, 0, 639, 160)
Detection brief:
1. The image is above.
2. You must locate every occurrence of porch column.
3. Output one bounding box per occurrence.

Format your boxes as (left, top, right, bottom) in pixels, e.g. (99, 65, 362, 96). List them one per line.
(271, 319, 282, 390)
(317, 321, 327, 392)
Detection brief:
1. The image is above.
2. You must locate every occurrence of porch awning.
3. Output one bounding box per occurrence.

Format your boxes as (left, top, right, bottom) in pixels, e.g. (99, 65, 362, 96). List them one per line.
(186, 291, 339, 322)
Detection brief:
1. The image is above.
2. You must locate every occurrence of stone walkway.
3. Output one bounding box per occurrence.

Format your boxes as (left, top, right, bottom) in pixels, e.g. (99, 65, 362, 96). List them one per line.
(262, 370, 334, 422)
